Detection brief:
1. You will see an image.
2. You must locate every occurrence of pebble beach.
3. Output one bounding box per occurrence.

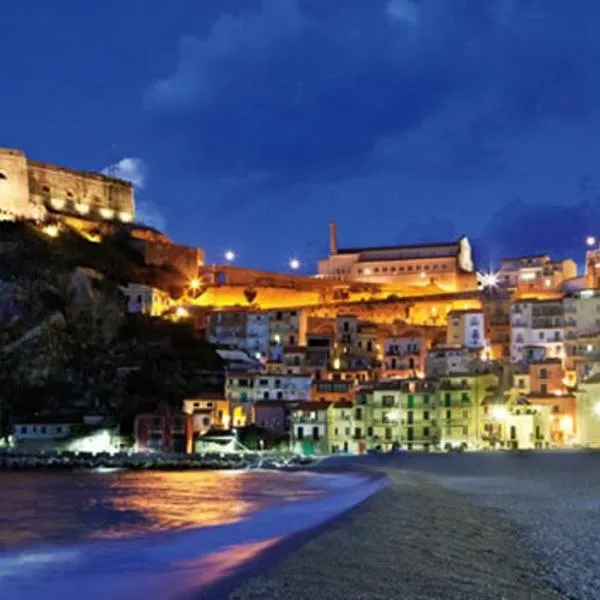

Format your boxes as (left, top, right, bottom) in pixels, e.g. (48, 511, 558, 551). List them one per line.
(229, 452, 600, 600)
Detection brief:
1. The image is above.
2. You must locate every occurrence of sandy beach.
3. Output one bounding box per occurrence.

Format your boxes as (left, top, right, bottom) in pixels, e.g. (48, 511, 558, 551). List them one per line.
(228, 454, 588, 600)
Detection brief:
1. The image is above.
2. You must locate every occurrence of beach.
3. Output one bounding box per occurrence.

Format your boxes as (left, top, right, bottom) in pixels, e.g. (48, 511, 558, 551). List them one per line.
(230, 452, 600, 600)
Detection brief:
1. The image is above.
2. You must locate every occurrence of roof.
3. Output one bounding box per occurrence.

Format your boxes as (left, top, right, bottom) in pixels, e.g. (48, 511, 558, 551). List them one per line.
(501, 254, 550, 263)
(337, 239, 461, 255)
(529, 358, 562, 365)
(254, 400, 294, 409)
(294, 401, 331, 412)
(332, 400, 353, 409)
(283, 345, 307, 353)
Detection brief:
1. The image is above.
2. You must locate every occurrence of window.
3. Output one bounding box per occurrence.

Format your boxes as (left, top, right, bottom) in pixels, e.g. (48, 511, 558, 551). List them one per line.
(444, 393, 451, 407)
(355, 427, 362, 438)
(56, 426, 62, 433)
(407, 411, 414, 425)
(202, 417, 210, 426)
(41, 426, 47, 434)
(355, 408, 363, 420)
(385, 427, 393, 440)
(462, 426, 468, 436)
(446, 409, 451, 420)
(407, 394, 414, 409)
(423, 394, 430, 405)
(518, 379, 524, 389)
(297, 427, 304, 440)
(461, 392, 470, 403)
(367, 341, 373, 352)
(367, 427, 374, 437)
(423, 410, 429, 421)
(540, 368, 548, 379)
(20, 426, 27, 434)
(423, 427, 430, 437)
(277, 391, 283, 400)
(541, 383, 548, 394)
(263, 391, 270, 400)
(379, 395, 395, 409)
(312, 427, 320, 440)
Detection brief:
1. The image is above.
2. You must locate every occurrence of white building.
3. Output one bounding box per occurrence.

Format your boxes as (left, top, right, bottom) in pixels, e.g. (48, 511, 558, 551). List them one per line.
(382, 335, 425, 378)
(576, 375, 600, 447)
(425, 346, 477, 377)
(225, 372, 311, 403)
(121, 283, 172, 316)
(510, 299, 564, 363)
(317, 223, 475, 291)
(446, 310, 485, 349)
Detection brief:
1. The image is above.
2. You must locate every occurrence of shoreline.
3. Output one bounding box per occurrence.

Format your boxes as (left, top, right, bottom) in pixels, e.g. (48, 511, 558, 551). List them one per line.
(225, 465, 568, 600)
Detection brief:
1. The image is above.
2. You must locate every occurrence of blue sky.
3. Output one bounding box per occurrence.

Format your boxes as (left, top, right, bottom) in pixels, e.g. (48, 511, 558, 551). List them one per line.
(3, 0, 600, 272)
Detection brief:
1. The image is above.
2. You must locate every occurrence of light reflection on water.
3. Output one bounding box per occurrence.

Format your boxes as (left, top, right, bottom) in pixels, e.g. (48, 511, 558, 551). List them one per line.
(0, 470, 323, 551)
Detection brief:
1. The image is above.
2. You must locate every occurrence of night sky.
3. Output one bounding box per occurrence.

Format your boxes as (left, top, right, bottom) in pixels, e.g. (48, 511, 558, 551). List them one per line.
(2, 0, 600, 272)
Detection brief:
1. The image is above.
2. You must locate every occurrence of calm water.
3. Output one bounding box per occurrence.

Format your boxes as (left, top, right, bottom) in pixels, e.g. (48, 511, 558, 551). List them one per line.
(0, 469, 383, 599)
(0, 470, 324, 550)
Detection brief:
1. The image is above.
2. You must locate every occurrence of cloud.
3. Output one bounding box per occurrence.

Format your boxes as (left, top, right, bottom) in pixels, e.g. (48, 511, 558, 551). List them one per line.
(102, 157, 167, 232)
(385, 0, 418, 24)
(143, 0, 600, 190)
(102, 157, 147, 189)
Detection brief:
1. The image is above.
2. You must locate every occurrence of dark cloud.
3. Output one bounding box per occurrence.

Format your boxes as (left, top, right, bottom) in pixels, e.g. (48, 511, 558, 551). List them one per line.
(144, 0, 600, 188)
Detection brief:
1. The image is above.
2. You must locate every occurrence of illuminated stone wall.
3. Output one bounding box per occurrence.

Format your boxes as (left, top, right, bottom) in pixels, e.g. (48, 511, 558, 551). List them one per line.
(0, 147, 135, 223)
(28, 160, 134, 222)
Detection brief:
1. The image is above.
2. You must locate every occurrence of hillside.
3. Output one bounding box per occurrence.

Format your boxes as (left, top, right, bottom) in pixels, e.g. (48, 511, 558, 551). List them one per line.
(0, 220, 223, 441)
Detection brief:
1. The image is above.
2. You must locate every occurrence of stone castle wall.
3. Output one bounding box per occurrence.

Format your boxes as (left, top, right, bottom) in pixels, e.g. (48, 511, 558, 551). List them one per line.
(0, 147, 134, 222)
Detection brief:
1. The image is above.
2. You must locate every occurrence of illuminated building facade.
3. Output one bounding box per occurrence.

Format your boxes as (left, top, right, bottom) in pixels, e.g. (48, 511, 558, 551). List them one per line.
(498, 254, 577, 292)
(0, 147, 134, 223)
(317, 222, 476, 291)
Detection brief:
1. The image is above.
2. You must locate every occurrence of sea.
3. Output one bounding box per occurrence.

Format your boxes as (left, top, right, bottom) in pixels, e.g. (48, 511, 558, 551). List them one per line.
(0, 468, 383, 600)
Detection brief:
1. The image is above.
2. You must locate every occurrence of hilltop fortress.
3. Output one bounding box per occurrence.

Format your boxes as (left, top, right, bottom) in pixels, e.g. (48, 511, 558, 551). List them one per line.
(0, 147, 134, 223)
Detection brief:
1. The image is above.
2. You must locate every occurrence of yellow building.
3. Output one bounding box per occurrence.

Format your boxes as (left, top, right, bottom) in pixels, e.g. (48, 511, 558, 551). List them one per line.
(438, 372, 498, 450)
(326, 400, 356, 454)
(575, 375, 600, 447)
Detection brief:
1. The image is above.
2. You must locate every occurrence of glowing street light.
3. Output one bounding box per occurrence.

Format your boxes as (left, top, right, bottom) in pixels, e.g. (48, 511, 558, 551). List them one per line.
(224, 250, 235, 263)
(189, 278, 201, 290)
(587, 236, 597, 247)
(289, 258, 300, 270)
(490, 406, 509, 421)
(477, 271, 499, 289)
(175, 306, 190, 319)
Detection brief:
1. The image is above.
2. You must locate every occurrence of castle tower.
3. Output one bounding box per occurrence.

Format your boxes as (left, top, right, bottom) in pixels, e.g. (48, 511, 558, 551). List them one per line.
(329, 221, 338, 256)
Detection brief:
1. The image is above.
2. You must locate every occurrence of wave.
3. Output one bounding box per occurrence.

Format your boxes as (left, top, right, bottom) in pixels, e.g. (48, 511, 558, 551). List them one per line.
(0, 471, 385, 600)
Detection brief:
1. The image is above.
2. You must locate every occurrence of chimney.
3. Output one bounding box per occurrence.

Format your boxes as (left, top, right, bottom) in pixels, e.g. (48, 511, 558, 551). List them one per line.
(329, 222, 338, 256)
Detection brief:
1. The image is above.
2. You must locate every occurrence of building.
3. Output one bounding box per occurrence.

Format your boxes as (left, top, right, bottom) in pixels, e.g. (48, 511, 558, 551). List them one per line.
(134, 407, 193, 453)
(225, 372, 311, 403)
(0, 147, 134, 222)
(446, 309, 486, 349)
(183, 396, 231, 434)
(246, 312, 270, 357)
(311, 379, 355, 403)
(253, 401, 292, 436)
(575, 375, 600, 447)
(121, 283, 172, 316)
(425, 345, 479, 377)
(498, 255, 577, 292)
(207, 310, 248, 347)
(327, 400, 356, 454)
(317, 223, 476, 291)
(438, 371, 497, 450)
(563, 290, 600, 372)
(482, 292, 511, 361)
(12, 419, 75, 450)
(268, 309, 307, 358)
(291, 402, 329, 455)
(381, 334, 426, 379)
(510, 299, 564, 363)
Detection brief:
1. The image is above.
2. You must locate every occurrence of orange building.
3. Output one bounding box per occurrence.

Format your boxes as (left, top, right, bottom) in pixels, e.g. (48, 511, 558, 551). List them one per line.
(528, 359, 566, 395)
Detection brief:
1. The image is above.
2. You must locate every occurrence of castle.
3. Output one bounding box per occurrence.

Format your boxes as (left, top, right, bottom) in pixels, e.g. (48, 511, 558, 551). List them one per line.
(0, 147, 134, 223)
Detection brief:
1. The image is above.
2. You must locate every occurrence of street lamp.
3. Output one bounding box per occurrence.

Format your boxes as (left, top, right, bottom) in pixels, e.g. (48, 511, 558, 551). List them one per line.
(587, 236, 597, 248)
(289, 258, 300, 271)
(477, 271, 499, 289)
(224, 250, 235, 263)
(189, 278, 200, 290)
